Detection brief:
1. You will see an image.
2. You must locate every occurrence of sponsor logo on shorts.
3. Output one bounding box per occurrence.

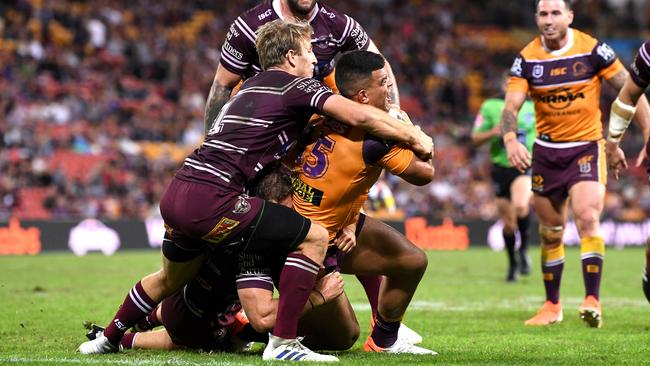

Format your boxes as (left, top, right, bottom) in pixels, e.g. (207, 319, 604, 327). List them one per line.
(577, 155, 594, 175)
(233, 195, 251, 214)
(532, 175, 544, 192)
(292, 178, 324, 206)
(202, 217, 241, 244)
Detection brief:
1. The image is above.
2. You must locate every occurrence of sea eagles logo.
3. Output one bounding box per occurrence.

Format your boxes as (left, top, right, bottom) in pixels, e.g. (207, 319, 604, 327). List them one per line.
(233, 195, 251, 214)
(532, 64, 544, 79)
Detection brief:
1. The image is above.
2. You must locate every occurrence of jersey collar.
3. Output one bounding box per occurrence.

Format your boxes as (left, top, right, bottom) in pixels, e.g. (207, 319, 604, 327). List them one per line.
(541, 27, 574, 56)
(272, 0, 320, 23)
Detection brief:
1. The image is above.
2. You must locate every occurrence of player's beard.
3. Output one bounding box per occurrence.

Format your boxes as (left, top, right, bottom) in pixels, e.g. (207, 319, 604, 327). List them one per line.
(286, 0, 316, 17)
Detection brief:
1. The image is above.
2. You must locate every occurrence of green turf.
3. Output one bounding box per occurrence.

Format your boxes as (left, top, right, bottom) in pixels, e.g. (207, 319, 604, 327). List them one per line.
(1, 247, 649, 365)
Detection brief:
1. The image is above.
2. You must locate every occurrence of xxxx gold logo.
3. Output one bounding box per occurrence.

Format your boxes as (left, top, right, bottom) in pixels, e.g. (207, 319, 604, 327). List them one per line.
(577, 155, 594, 174)
(532, 175, 544, 192)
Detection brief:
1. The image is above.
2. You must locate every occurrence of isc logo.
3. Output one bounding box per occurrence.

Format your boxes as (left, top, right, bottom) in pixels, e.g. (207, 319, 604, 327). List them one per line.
(258, 9, 272, 21)
(550, 67, 567, 76)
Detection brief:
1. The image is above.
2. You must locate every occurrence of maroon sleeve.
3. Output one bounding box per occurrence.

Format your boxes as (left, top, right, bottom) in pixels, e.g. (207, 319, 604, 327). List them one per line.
(630, 41, 650, 90)
(219, 18, 259, 76)
(287, 78, 334, 114)
(337, 14, 370, 52)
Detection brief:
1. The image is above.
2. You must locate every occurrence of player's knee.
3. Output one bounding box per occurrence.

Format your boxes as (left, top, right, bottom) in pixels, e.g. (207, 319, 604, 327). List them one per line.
(410, 248, 428, 276)
(502, 221, 516, 235)
(298, 223, 329, 261)
(326, 322, 360, 351)
(574, 208, 599, 235)
(540, 225, 564, 247)
(514, 204, 529, 218)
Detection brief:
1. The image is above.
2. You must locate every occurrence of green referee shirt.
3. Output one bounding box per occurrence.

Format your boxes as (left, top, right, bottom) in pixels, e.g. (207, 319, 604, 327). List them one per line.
(472, 98, 536, 168)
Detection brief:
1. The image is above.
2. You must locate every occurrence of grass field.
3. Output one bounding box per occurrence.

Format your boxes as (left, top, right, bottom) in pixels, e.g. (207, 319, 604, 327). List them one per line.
(1, 247, 649, 365)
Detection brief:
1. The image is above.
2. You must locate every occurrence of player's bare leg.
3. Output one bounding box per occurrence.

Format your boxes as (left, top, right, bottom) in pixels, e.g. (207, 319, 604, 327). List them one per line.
(298, 291, 360, 351)
(570, 181, 605, 328)
(525, 194, 566, 326)
(511, 175, 533, 275)
(340, 216, 435, 355)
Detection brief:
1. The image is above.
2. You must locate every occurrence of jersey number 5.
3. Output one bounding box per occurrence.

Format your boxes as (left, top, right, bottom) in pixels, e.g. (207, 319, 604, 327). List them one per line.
(302, 136, 336, 179)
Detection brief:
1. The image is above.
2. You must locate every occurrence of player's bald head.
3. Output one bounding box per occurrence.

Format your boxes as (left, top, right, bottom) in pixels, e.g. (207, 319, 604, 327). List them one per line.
(335, 51, 386, 98)
(536, 0, 572, 11)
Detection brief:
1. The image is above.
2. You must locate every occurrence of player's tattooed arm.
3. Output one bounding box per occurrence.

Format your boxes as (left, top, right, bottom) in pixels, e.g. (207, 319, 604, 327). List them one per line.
(204, 65, 242, 137)
(500, 109, 519, 135)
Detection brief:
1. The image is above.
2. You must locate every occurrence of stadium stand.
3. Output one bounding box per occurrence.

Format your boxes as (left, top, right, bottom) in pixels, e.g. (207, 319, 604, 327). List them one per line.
(1, 0, 650, 221)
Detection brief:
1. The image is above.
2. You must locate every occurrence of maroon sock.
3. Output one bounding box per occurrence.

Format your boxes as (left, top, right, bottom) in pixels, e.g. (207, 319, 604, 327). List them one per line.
(370, 313, 400, 348)
(121, 333, 136, 349)
(582, 257, 603, 299)
(356, 274, 381, 317)
(104, 281, 157, 346)
(543, 262, 563, 304)
(273, 253, 320, 339)
(133, 306, 161, 332)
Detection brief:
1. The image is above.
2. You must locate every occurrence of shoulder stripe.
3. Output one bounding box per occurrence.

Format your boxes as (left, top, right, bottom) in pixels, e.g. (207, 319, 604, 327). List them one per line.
(335, 15, 353, 44)
(310, 89, 328, 108)
(640, 44, 650, 67)
(235, 17, 257, 44)
(222, 115, 273, 127)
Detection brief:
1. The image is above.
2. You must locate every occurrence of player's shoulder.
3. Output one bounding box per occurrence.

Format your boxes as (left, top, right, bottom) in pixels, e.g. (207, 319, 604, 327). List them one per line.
(571, 28, 599, 50)
(236, 1, 276, 28)
(518, 37, 544, 60)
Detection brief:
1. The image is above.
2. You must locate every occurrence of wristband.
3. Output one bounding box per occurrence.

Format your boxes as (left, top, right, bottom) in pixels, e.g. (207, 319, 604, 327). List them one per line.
(503, 131, 517, 144)
(607, 97, 636, 143)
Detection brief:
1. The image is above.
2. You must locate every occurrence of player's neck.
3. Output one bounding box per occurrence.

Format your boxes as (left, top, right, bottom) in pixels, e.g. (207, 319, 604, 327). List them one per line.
(541, 29, 571, 52)
(279, 0, 316, 21)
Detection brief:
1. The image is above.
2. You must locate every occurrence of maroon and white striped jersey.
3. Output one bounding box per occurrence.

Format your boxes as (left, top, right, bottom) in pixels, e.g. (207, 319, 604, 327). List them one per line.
(220, 0, 370, 80)
(630, 40, 650, 90)
(175, 70, 333, 193)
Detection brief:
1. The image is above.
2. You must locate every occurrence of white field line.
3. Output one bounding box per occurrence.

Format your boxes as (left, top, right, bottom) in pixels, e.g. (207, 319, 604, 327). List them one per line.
(0, 357, 252, 365)
(350, 297, 649, 312)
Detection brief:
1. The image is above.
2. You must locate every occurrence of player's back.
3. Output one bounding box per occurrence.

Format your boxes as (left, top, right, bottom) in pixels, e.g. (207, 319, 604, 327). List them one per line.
(176, 70, 332, 193)
(508, 28, 623, 142)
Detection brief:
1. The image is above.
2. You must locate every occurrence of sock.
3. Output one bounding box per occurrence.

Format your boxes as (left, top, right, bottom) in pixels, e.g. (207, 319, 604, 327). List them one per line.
(104, 281, 157, 346)
(541, 245, 565, 304)
(517, 215, 530, 253)
(121, 333, 136, 349)
(236, 323, 269, 343)
(645, 238, 650, 276)
(133, 306, 161, 332)
(356, 274, 381, 318)
(370, 313, 400, 348)
(503, 230, 517, 268)
(273, 253, 320, 339)
(581, 236, 605, 300)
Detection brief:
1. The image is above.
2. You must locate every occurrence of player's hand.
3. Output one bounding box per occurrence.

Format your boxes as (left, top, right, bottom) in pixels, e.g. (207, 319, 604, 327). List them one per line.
(635, 141, 648, 168)
(334, 225, 356, 253)
(410, 126, 434, 160)
(606, 140, 628, 180)
(505, 140, 531, 172)
(314, 271, 344, 303)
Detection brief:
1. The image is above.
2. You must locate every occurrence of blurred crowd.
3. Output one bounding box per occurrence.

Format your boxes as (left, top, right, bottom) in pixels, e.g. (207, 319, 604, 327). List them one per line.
(1, 0, 650, 222)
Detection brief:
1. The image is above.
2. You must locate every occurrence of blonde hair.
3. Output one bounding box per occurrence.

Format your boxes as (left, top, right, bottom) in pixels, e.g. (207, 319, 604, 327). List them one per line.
(256, 20, 313, 70)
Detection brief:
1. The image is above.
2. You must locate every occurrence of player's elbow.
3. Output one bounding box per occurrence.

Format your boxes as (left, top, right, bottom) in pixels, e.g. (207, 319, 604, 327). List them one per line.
(402, 165, 435, 186)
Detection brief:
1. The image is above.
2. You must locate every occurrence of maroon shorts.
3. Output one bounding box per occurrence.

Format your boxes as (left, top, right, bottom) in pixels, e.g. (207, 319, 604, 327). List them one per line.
(531, 140, 606, 202)
(160, 177, 311, 260)
(160, 291, 240, 351)
(160, 178, 263, 248)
